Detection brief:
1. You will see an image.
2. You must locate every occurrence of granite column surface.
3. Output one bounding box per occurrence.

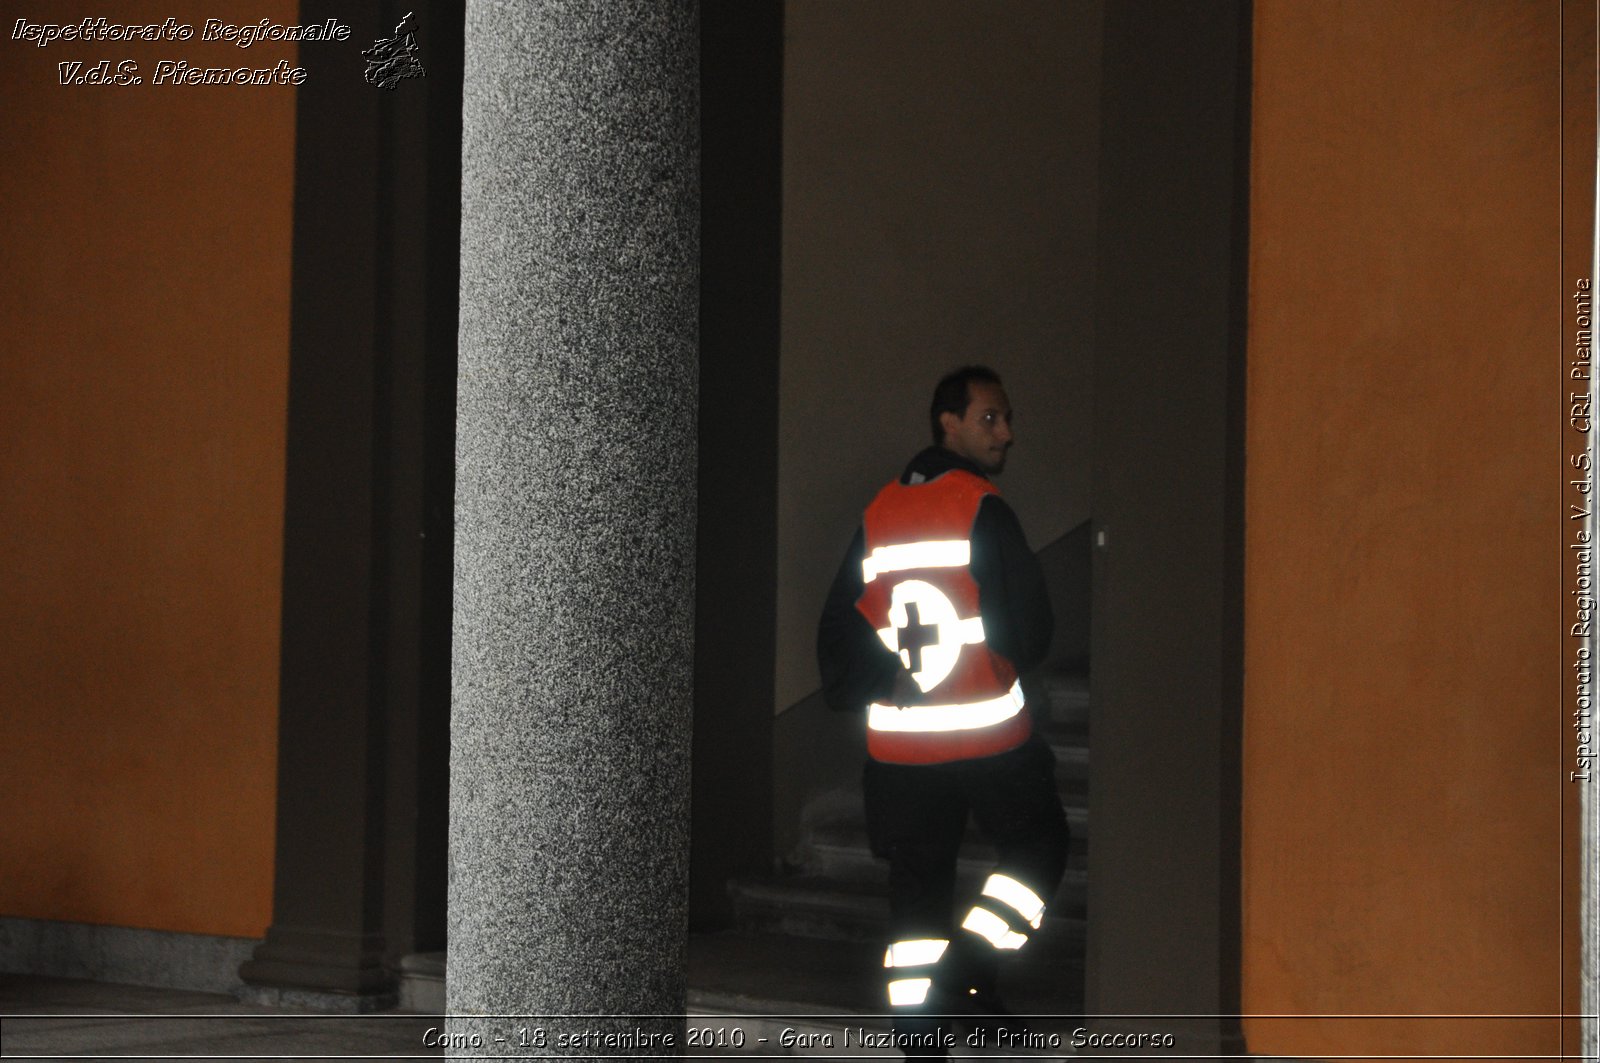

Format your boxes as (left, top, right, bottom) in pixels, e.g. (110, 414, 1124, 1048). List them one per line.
(450, 0, 698, 1050)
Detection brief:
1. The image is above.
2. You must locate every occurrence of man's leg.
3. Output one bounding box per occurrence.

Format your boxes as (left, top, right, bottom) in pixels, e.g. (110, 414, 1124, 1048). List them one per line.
(954, 736, 1070, 1007)
(863, 759, 966, 1059)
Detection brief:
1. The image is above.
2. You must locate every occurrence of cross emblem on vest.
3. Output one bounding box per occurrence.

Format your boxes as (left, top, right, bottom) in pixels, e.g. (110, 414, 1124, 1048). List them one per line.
(896, 601, 941, 675)
(879, 579, 987, 693)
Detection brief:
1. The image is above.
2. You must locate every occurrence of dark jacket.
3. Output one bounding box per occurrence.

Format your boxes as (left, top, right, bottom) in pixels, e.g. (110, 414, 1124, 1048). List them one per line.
(816, 446, 1054, 714)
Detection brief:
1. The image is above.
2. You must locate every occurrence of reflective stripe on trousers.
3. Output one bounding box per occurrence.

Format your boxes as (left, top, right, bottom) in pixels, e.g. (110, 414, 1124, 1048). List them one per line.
(960, 873, 1046, 951)
(883, 937, 949, 1007)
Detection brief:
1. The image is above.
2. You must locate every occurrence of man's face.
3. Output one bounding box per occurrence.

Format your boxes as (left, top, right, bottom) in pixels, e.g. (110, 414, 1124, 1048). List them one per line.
(940, 380, 1014, 474)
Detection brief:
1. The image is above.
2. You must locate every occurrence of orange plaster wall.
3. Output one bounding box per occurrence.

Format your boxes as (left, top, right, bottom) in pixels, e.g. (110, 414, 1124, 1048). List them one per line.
(0, 1, 296, 938)
(1243, 2, 1572, 1057)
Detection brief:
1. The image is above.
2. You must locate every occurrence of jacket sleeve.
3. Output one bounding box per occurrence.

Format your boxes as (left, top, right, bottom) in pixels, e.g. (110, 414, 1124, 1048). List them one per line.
(970, 495, 1054, 674)
(817, 526, 904, 712)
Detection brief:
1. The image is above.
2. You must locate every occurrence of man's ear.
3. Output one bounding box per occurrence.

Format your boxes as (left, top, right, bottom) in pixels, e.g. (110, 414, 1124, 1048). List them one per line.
(938, 409, 960, 443)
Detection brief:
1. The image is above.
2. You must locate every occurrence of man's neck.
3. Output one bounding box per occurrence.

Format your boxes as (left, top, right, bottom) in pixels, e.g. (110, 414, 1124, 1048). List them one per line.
(903, 445, 991, 484)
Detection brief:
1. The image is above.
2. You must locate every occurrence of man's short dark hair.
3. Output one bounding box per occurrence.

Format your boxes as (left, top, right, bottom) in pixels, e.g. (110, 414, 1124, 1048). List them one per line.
(930, 365, 1003, 445)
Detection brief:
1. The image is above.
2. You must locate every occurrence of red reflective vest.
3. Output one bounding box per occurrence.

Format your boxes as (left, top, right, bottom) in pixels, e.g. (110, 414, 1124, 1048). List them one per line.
(854, 469, 1032, 764)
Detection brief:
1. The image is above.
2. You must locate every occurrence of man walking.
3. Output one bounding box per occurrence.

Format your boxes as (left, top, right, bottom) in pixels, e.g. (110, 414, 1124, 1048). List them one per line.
(817, 366, 1070, 1058)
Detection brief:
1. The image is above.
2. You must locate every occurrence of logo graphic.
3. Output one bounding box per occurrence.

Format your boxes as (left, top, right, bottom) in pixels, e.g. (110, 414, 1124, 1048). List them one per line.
(362, 11, 425, 90)
(881, 580, 985, 692)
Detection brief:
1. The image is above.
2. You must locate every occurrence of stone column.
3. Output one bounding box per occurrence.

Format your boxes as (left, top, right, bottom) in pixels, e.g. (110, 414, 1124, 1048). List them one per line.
(449, 0, 699, 1051)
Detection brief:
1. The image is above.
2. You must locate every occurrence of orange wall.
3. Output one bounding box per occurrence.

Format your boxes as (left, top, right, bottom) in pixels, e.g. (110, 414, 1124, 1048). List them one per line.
(1244, 2, 1574, 1058)
(0, 1, 296, 938)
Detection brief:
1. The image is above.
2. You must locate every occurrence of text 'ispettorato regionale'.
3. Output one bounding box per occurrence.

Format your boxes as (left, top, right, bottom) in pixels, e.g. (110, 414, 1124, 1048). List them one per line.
(12, 17, 353, 86)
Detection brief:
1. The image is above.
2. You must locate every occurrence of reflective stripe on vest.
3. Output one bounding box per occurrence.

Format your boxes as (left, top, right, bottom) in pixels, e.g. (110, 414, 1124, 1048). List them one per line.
(868, 679, 1024, 733)
(861, 539, 970, 583)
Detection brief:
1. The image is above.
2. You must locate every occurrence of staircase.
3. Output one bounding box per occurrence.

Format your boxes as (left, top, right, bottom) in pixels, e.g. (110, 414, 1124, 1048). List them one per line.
(689, 669, 1091, 1045)
(400, 524, 1097, 1053)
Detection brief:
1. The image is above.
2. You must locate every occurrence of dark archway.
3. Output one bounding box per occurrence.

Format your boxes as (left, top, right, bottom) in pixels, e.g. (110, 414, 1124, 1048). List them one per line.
(1087, 0, 1250, 1052)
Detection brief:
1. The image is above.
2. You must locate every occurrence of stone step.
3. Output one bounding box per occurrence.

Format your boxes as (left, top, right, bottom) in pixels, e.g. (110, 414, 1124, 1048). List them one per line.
(729, 872, 1087, 944)
(730, 875, 887, 942)
(807, 804, 1089, 862)
(803, 829, 1089, 899)
(753, 667, 1095, 956)
(1046, 737, 1089, 788)
(1033, 671, 1089, 732)
(396, 951, 444, 1014)
(806, 810, 1094, 877)
(807, 738, 1088, 817)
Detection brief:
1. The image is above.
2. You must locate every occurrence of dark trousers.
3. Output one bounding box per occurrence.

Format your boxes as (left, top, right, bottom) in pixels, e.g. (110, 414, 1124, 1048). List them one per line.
(864, 733, 1069, 1042)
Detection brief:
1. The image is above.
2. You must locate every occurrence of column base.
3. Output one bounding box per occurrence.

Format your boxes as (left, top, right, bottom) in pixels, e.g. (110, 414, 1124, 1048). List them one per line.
(397, 951, 445, 1014)
(238, 925, 395, 1007)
